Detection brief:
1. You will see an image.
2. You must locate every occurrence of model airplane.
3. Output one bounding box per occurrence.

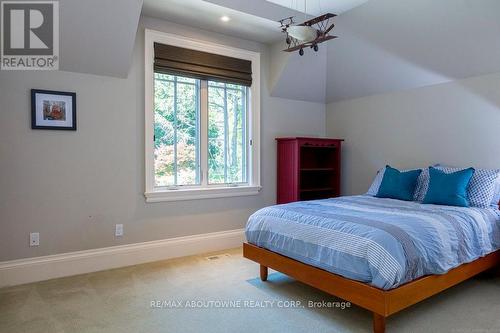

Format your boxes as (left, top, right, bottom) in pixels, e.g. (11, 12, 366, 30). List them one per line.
(279, 13, 337, 56)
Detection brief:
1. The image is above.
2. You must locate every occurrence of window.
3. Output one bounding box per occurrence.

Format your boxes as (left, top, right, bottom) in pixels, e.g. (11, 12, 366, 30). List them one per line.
(154, 73, 200, 187)
(207, 81, 248, 185)
(145, 30, 261, 202)
(153, 75, 249, 188)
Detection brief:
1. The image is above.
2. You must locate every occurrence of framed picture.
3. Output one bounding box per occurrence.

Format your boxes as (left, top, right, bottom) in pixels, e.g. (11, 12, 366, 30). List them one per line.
(31, 89, 77, 130)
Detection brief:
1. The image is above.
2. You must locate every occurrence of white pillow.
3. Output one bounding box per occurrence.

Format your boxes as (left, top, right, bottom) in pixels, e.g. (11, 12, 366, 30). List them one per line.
(366, 168, 385, 196)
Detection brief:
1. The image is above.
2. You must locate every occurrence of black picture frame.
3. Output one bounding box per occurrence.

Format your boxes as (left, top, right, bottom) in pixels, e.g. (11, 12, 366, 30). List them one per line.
(31, 89, 77, 130)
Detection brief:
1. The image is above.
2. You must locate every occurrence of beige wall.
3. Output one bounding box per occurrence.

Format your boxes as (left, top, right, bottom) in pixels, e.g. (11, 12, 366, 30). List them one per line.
(0, 16, 326, 261)
(326, 72, 500, 196)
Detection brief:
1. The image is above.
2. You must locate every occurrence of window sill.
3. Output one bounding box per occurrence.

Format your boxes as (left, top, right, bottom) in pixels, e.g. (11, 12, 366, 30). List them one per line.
(144, 185, 262, 203)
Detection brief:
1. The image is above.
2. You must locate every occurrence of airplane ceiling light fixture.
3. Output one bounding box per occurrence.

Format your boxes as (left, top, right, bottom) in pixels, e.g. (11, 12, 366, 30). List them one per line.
(279, 0, 337, 56)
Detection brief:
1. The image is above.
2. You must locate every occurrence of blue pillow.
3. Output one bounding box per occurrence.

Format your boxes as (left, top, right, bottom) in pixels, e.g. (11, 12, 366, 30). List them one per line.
(376, 165, 422, 201)
(433, 166, 500, 208)
(422, 167, 475, 207)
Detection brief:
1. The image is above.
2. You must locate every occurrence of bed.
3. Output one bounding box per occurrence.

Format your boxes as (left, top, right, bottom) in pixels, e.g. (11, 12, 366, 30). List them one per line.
(243, 195, 500, 333)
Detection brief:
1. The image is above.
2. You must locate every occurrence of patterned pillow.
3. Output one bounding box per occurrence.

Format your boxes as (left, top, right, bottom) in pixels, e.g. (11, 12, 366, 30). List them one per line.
(414, 167, 431, 202)
(490, 176, 500, 207)
(367, 166, 428, 201)
(421, 166, 500, 208)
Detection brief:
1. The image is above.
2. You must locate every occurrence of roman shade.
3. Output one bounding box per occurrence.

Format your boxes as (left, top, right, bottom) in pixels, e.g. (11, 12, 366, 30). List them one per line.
(154, 43, 252, 86)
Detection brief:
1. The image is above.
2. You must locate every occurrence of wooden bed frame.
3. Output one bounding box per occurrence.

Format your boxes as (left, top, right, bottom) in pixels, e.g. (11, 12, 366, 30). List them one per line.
(243, 243, 500, 333)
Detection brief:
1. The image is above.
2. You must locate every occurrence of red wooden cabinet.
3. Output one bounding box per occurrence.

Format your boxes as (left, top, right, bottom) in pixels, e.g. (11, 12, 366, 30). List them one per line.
(276, 137, 343, 204)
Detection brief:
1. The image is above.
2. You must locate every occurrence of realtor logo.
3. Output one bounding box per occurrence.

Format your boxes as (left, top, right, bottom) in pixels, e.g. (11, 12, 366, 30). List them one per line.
(1, 1, 59, 70)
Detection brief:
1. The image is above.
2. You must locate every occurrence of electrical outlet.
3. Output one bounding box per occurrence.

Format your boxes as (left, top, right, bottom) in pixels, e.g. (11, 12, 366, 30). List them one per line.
(30, 232, 40, 247)
(115, 224, 123, 237)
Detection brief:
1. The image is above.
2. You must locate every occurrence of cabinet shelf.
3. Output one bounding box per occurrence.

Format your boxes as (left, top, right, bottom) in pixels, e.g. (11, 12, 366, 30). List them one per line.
(276, 137, 343, 204)
(300, 168, 335, 171)
(300, 187, 335, 193)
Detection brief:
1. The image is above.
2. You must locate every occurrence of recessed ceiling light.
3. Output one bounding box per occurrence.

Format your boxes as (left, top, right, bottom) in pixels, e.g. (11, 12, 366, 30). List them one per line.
(220, 16, 230, 22)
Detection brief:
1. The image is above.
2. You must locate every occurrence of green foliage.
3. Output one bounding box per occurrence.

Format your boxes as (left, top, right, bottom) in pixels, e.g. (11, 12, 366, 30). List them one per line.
(153, 73, 247, 187)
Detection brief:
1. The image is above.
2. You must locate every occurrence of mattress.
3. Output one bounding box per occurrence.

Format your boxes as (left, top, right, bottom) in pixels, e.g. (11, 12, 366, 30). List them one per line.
(245, 195, 500, 290)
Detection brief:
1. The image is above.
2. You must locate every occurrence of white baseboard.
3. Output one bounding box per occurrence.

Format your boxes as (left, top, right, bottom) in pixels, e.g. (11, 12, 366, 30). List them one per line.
(0, 229, 245, 288)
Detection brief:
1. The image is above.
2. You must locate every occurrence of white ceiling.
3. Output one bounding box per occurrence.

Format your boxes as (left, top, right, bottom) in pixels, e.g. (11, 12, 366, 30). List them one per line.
(325, 0, 500, 102)
(266, 0, 370, 15)
(60, 0, 142, 77)
(142, 0, 370, 43)
(55, 0, 500, 104)
(271, 42, 328, 102)
(142, 0, 301, 43)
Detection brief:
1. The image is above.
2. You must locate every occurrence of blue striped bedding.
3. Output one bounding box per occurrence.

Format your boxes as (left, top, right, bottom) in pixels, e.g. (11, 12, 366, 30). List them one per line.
(245, 196, 500, 290)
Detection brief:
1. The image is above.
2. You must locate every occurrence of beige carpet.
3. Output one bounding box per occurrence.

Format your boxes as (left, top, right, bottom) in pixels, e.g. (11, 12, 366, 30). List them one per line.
(1, 247, 499, 333)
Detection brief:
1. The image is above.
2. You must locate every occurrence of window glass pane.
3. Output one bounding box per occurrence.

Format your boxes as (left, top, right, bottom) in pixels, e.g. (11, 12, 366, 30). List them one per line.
(208, 85, 225, 184)
(208, 81, 225, 88)
(225, 83, 242, 90)
(155, 73, 176, 81)
(208, 82, 247, 184)
(154, 73, 200, 187)
(177, 76, 197, 84)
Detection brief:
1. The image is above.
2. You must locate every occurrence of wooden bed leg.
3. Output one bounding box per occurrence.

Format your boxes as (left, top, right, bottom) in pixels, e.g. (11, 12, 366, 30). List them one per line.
(373, 313, 386, 333)
(260, 265, 268, 281)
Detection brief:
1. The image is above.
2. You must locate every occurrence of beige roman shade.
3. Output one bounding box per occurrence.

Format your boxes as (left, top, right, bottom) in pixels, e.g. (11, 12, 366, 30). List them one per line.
(154, 43, 253, 87)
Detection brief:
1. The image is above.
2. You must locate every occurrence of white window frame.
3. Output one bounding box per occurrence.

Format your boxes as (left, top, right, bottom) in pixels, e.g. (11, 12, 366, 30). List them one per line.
(144, 29, 261, 202)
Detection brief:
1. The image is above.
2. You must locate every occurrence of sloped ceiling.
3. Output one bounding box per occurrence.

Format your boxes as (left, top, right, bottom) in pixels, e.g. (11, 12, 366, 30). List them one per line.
(59, 0, 143, 78)
(269, 40, 327, 102)
(204, 0, 309, 23)
(55, 0, 500, 102)
(326, 0, 500, 102)
(142, 0, 310, 43)
(266, 0, 370, 16)
(203, 0, 500, 104)
(141, 0, 331, 102)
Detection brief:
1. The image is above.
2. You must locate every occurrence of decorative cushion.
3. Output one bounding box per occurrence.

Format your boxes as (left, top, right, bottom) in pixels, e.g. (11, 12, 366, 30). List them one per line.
(413, 167, 431, 202)
(376, 165, 422, 201)
(422, 167, 474, 207)
(490, 176, 500, 207)
(420, 166, 500, 208)
(368, 166, 431, 201)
